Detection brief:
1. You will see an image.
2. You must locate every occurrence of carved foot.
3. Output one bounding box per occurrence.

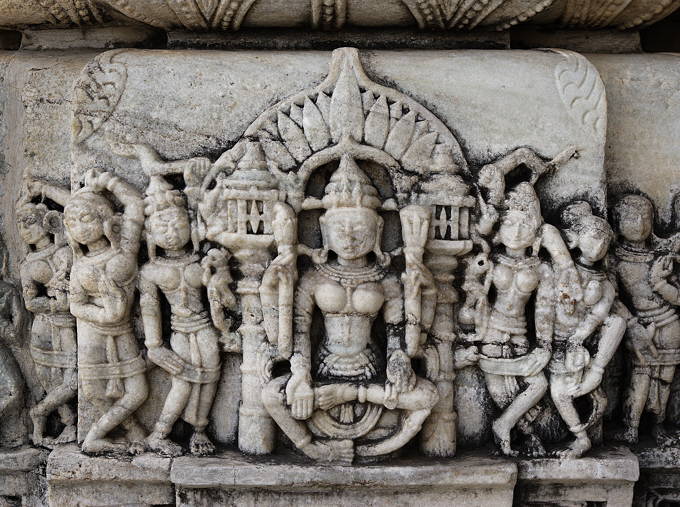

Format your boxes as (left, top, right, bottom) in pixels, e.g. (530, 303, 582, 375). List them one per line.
(652, 424, 677, 448)
(146, 433, 184, 457)
(82, 437, 129, 455)
(610, 426, 639, 445)
(44, 424, 77, 447)
(522, 433, 546, 458)
(302, 439, 354, 464)
(316, 384, 356, 410)
(189, 431, 216, 456)
(553, 435, 590, 459)
(29, 409, 45, 447)
(491, 419, 517, 457)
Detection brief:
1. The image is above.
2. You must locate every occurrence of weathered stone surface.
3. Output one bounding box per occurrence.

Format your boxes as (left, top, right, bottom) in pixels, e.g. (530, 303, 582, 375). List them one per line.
(172, 450, 517, 506)
(47, 445, 173, 506)
(0, 0, 677, 31)
(517, 446, 639, 506)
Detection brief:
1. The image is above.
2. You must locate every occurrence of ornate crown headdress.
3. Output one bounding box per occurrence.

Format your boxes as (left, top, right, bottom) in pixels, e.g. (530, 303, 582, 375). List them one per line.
(503, 182, 542, 227)
(144, 176, 187, 216)
(322, 154, 381, 210)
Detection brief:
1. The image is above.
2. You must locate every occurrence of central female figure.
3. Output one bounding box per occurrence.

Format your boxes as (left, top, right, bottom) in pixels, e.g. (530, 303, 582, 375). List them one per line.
(262, 155, 438, 464)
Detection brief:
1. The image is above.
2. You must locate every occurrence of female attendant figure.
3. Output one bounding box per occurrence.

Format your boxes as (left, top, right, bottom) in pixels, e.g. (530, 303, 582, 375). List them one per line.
(64, 168, 148, 454)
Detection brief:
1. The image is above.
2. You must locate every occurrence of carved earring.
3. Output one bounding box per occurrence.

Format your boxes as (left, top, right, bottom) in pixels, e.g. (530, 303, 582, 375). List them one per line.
(373, 215, 389, 267)
(43, 210, 63, 236)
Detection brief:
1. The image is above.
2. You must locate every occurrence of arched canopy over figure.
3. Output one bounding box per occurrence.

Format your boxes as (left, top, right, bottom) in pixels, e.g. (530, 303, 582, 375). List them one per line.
(610, 193, 680, 447)
(262, 155, 438, 464)
(16, 179, 77, 448)
(64, 168, 148, 455)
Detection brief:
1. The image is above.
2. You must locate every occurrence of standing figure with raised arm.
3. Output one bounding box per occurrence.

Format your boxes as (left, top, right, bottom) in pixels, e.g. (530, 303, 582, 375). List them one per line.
(64, 168, 148, 455)
(17, 179, 77, 447)
(139, 176, 237, 457)
(611, 194, 680, 446)
(549, 202, 625, 458)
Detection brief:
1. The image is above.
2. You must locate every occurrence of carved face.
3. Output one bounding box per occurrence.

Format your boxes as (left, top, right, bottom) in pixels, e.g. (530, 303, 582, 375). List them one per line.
(499, 210, 538, 251)
(617, 200, 653, 242)
(321, 208, 379, 261)
(16, 209, 47, 245)
(64, 203, 105, 245)
(147, 207, 191, 251)
(578, 227, 610, 263)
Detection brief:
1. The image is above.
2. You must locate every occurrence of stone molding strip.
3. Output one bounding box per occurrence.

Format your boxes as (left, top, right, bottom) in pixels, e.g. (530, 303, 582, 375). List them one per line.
(0, 0, 677, 31)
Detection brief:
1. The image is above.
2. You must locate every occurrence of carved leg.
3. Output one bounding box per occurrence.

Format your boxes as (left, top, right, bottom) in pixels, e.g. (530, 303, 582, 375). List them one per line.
(613, 369, 650, 445)
(550, 374, 590, 458)
(147, 377, 192, 457)
(356, 378, 438, 457)
(262, 376, 354, 464)
(189, 382, 218, 456)
(82, 373, 148, 455)
(651, 365, 676, 447)
(484, 372, 519, 456)
(491, 373, 547, 457)
(31, 379, 77, 446)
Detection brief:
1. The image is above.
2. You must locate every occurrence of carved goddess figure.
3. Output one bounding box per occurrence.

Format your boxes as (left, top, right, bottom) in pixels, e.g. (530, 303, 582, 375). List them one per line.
(139, 176, 236, 457)
(549, 202, 625, 458)
(472, 183, 558, 457)
(0, 234, 28, 449)
(262, 156, 438, 463)
(17, 179, 77, 447)
(64, 168, 148, 454)
(611, 194, 680, 446)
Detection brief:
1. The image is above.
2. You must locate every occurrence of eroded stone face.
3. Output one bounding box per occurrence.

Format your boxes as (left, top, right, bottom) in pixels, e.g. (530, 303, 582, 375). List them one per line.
(0, 43, 678, 506)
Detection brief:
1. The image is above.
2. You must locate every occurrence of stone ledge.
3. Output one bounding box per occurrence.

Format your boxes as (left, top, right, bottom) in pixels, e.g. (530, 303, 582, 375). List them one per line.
(172, 451, 517, 506)
(517, 446, 639, 506)
(47, 445, 174, 507)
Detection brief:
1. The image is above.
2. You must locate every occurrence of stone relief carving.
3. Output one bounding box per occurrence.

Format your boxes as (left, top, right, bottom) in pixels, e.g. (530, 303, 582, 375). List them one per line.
(2, 0, 678, 30)
(610, 194, 680, 447)
(3, 47, 678, 502)
(0, 234, 29, 450)
(63, 168, 149, 455)
(17, 179, 78, 448)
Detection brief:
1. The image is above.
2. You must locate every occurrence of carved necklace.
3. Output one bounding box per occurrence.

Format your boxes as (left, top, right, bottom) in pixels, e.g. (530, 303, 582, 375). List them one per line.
(316, 262, 385, 288)
(615, 242, 654, 263)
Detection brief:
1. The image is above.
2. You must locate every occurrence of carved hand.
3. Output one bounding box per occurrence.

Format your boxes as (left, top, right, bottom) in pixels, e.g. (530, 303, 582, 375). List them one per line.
(625, 319, 658, 363)
(568, 367, 603, 398)
(98, 277, 126, 318)
(651, 255, 674, 284)
(454, 345, 480, 369)
(83, 167, 110, 192)
(286, 372, 314, 420)
(565, 345, 590, 373)
(385, 349, 416, 407)
(147, 346, 185, 376)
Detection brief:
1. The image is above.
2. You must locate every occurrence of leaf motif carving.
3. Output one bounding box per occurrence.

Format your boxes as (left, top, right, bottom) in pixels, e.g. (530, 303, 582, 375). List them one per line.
(260, 137, 296, 171)
(302, 97, 330, 151)
(315, 92, 331, 124)
(364, 95, 390, 150)
(385, 110, 417, 160)
(72, 50, 127, 145)
(289, 103, 303, 127)
(278, 111, 312, 163)
(401, 132, 438, 173)
(553, 50, 606, 138)
(329, 57, 364, 143)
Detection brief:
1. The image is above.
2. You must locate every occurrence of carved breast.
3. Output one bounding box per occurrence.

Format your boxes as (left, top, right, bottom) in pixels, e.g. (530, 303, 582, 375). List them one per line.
(315, 280, 384, 315)
(494, 264, 538, 295)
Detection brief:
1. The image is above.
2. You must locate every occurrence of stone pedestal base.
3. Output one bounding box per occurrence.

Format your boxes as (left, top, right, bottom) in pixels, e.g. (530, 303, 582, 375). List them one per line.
(46, 445, 173, 507)
(517, 446, 639, 506)
(0, 447, 48, 506)
(171, 451, 516, 507)
(634, 442, 680, 506)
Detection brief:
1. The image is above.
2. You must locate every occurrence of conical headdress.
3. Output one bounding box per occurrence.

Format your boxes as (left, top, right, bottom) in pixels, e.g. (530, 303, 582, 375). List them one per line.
(322, 154, 381, 210)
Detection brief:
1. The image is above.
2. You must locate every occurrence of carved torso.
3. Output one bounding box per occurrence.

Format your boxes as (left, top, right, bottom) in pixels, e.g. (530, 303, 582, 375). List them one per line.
(614, 243, 671, 314)
(489, 254, 540, 322)
(141, 254, 206, 320)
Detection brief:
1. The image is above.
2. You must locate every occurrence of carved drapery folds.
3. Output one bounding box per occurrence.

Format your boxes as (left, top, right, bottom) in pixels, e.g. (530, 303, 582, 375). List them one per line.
(0, 45, 673, 476)
(0, 0, 678, 30)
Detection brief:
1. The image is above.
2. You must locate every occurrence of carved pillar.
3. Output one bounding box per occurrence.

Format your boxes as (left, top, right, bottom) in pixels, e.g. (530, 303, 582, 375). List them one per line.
(421, 251, 459, 457)
(234, 248, 276, 455)
(415, 147, 474, 457)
